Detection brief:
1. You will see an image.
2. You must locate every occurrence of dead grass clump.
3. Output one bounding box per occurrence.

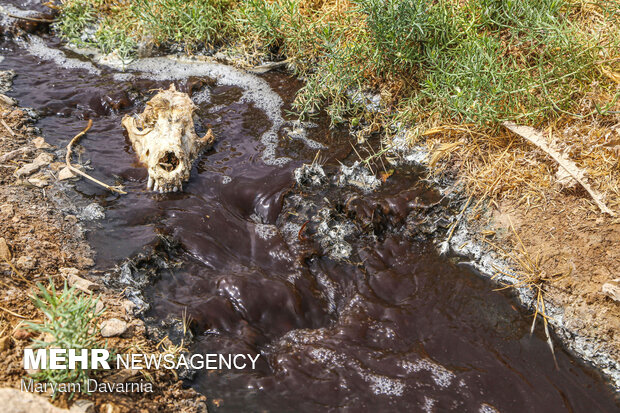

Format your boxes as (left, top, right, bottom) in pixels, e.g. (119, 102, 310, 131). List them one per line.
(418, 110, 620, 217)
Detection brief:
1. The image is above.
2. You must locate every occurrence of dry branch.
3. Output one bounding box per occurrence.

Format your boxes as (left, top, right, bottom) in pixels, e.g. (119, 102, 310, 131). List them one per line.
(7, 13, 55, 23)
(503, 121, 615, 217)
(0, 119, 15, 136)
(0, 147, 31, 163)
(0, 305, 27, 319)
(65, 119, 127, 195)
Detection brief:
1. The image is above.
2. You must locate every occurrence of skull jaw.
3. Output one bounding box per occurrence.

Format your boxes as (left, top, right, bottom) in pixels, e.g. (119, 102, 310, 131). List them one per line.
(147, 151, 189, 193)
(147, 169, 188, 193)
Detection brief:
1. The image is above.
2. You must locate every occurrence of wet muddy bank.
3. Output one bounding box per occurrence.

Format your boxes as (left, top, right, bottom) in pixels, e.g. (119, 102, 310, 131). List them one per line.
(0, 6, 619, 411)
(0, 70, 211, 412)
(389, 129, 620, 391)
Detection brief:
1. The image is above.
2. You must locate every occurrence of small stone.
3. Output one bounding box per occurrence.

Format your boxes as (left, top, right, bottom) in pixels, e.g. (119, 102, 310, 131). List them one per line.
(0, 93, 17, 107)
(0, 388, 69, 412)
(107, 368, 140, 384)
(1, 204, 14, 218)
(95, 300, 105, 315)
(32, 136, 53, 150)
(38, 333, 54, 343)
(16, 255, 36, 271)
(100, 403, 122, 413)
(14, 152, 54, 178)
(122, 300, 137, 316)
(60, 267, 100, 293)
(100, 318, 128, 337)
(58, 166, 76, 181)
(0, 147, 32, 163)
(0, 238, 10, 261)
(0, 336, 10, 351)
(28, 173, 51, 188)
(13, 329, 33, 340)
(65, 214, 78, 224)
(70, 400, 95, 413)
(49, 162, 66, 171)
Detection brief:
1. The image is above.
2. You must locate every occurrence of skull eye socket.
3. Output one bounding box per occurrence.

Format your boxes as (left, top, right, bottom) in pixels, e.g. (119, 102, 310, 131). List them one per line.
(158, 151, 180, 172)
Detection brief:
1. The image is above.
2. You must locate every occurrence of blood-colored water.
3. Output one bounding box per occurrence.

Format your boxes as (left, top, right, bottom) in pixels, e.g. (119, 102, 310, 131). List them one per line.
(1, 20, 617, 412)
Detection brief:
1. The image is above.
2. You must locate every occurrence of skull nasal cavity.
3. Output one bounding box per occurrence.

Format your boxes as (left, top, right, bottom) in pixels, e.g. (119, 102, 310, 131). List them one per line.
(158, 151, 180, 172)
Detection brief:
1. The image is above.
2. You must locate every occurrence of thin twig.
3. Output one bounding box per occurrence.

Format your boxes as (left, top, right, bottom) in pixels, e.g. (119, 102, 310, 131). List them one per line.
(0, 306, 27, 319)
(2, 257, 31, 284)
(445, 193, 473, 243)
(7, 13, 54, 23)
(65, 120, 127, 195)
(1, 119, 15, 136)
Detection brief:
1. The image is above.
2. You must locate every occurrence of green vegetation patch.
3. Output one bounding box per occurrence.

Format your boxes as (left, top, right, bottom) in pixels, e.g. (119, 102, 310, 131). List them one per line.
(25, 281, 105, 398)
(54, 0, 619, 127)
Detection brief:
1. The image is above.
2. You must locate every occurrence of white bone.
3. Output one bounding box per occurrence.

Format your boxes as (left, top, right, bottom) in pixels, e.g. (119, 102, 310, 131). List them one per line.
(122, 84, 215, 193)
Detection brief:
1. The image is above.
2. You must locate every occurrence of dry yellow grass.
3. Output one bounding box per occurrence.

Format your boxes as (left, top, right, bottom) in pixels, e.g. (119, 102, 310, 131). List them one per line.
(411, 110, 620, 216)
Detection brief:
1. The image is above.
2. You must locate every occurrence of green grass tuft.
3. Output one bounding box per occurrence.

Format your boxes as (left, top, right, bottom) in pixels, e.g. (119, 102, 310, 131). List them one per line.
(25, 281, 105, 399)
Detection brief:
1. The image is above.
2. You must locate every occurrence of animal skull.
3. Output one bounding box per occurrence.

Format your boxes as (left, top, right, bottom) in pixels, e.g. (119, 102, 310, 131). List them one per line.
(122, 84, 215, 192)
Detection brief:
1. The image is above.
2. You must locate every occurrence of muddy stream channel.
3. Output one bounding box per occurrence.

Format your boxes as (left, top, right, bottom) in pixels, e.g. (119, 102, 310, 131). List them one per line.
(1, 8, 619, 412)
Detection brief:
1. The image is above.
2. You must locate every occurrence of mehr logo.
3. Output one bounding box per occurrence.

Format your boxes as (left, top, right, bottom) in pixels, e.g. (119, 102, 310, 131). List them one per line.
(24, 348, 260, 371)
(24, 349, 111, 370)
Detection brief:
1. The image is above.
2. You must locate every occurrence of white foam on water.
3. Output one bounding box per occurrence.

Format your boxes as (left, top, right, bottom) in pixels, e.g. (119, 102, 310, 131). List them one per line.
(112, 72, 133, 82)
(268, 249, 292, 263)
(280, 221, 302, 244)
(284, 121, 325, 150)
(281, 331, 409, 399)
(401, 358, 456, 388)
(315, 272, 337, 313)
(361, 373, 405, 396)
(192, 87, 211, 105)
(309, 347, 346, 368)
(255, 223, 278, 240)
(369, 322, 396, 340)
(18, 35, 102, 75)
(221, 175, 232, 184)
(281, 327, 328, 346)
(422, 396, 436, 413)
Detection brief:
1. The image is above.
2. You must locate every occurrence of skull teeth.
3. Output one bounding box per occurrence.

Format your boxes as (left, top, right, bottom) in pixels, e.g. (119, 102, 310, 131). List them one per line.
(149, 178, 185, 193)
